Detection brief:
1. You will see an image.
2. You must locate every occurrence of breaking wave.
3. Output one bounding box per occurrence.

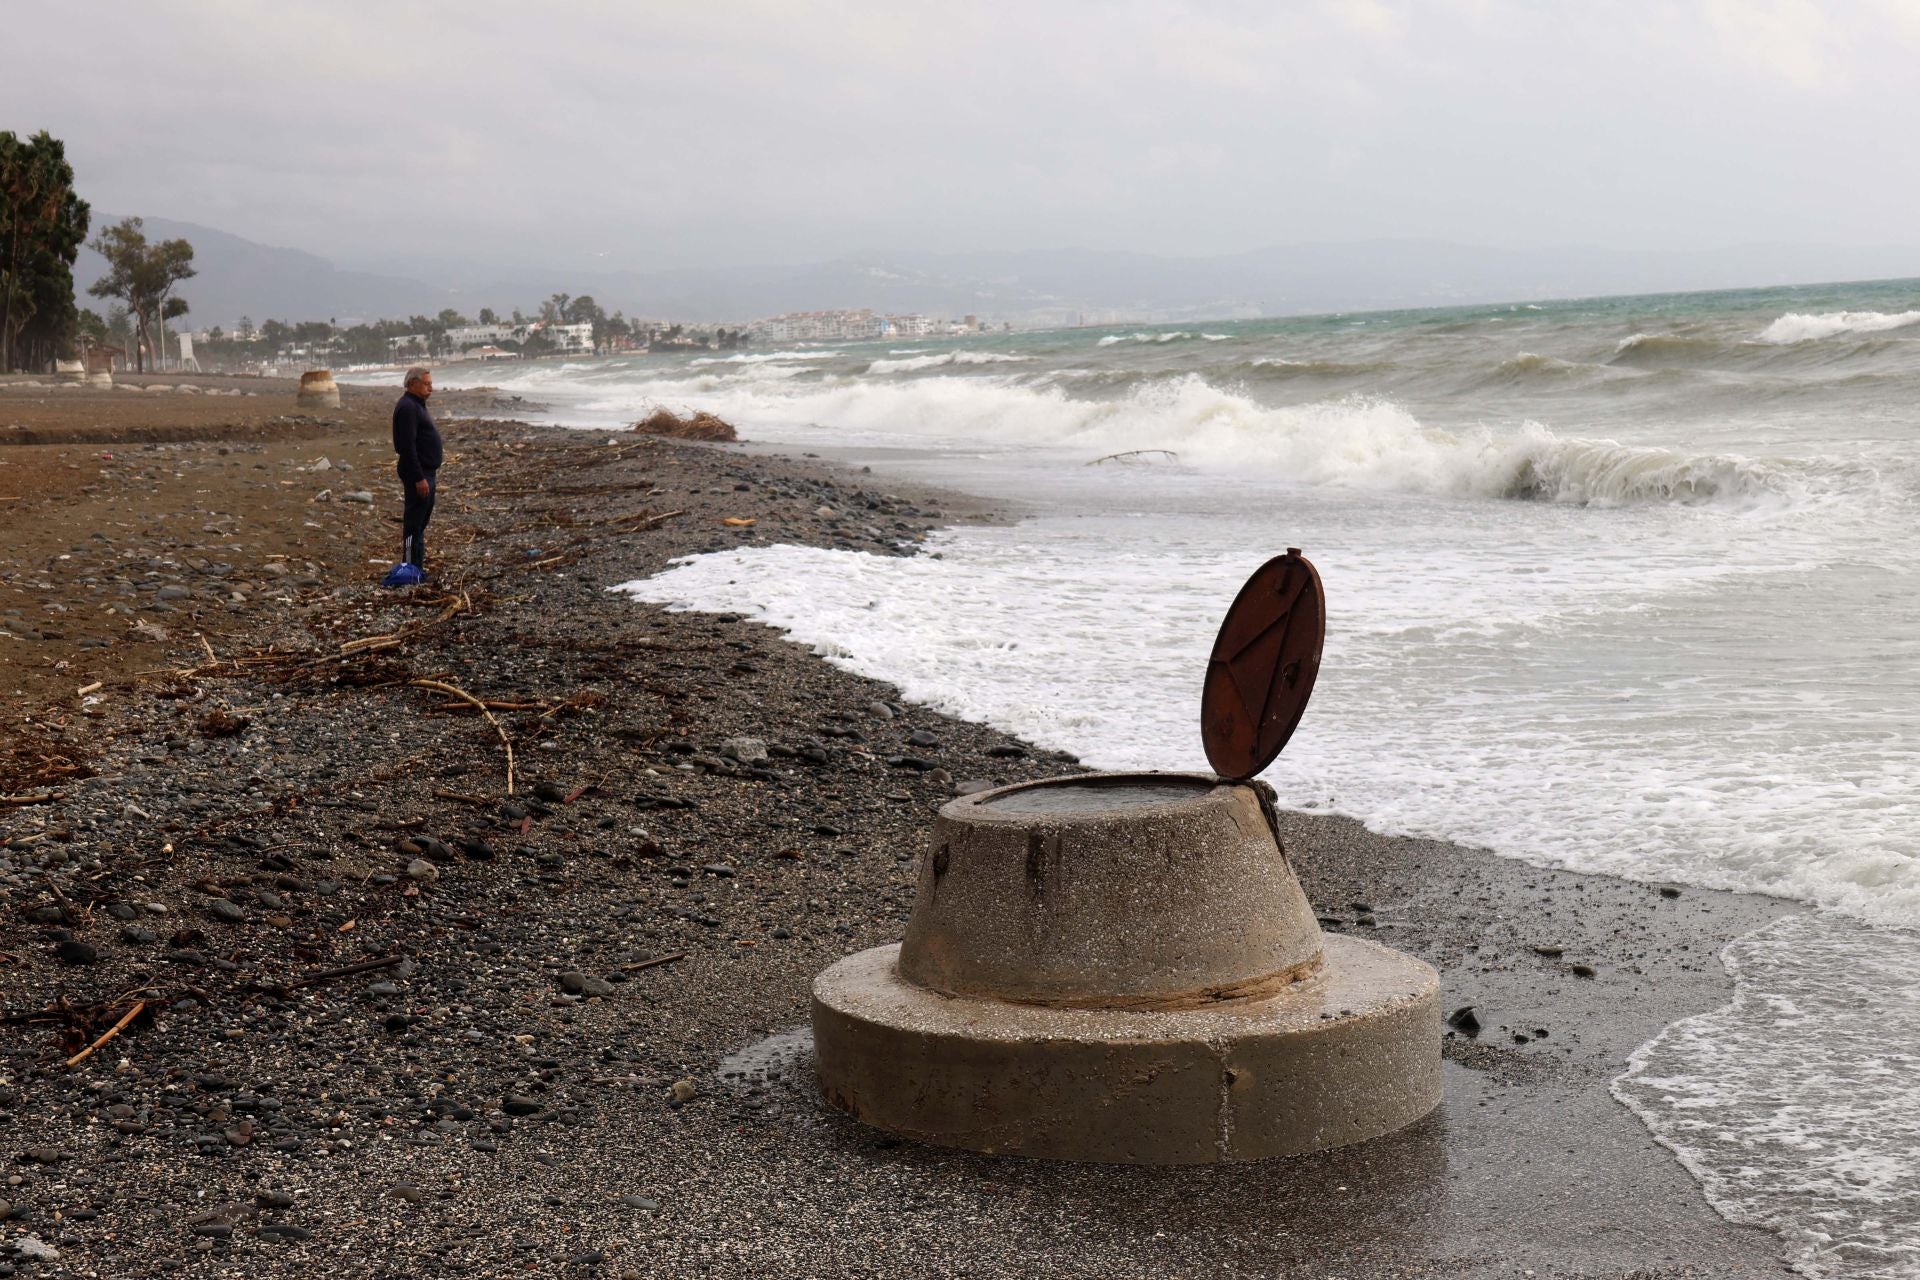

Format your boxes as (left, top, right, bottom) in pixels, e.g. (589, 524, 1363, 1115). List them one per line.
(1248, 357, 1396, 377)
(1608, 332, 1732, 367)
(688, 350, 838, 366)
(1758, 310, 1920, 344)
(866, 350, 1032, 374)
(618, 369, 1833, 510)
(1476, 351, 1615, 387)
(1095, 331, 1221, 346)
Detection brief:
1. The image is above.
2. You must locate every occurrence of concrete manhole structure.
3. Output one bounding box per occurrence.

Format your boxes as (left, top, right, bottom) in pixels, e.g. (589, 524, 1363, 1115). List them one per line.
(811, 552, 1442, 1163)
(296, 369, 341, 409)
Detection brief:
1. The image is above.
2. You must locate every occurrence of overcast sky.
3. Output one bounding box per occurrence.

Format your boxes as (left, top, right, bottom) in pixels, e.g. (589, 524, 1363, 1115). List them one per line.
(7, 1, 1920, 277)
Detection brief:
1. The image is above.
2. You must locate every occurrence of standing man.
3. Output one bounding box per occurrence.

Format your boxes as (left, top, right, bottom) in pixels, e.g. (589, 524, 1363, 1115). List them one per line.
(392, 366, 443, 574)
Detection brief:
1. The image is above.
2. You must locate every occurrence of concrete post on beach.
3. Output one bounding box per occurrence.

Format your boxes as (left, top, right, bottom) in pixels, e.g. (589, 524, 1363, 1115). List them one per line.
(296, 369, 341, 409)
(812, 549, 1442, 1165)
(811, 773, 1443, 1164)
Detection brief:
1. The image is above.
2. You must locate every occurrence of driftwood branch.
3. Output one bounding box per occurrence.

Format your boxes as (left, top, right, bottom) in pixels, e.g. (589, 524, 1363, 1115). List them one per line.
(621, 952, 686, 973)
(64, 1000, 146, 1068)
(409, 679, 515, 794)
(270, 954, 405, 994)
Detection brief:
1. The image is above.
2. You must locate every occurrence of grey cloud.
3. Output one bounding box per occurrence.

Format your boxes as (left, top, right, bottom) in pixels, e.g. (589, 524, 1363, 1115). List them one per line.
(6, 1, 1919, 280)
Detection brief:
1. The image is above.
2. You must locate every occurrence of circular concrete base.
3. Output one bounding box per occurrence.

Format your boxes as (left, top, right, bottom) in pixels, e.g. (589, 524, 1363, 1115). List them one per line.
(812, 935, 1441, 1164)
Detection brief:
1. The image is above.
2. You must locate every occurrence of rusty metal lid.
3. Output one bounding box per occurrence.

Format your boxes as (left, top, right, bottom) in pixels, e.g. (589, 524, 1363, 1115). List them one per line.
(1201, 548, 1325, 780)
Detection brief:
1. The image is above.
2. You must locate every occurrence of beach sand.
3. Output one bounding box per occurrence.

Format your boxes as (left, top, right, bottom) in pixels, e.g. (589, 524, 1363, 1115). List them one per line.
(0, 375, 1797, 1276)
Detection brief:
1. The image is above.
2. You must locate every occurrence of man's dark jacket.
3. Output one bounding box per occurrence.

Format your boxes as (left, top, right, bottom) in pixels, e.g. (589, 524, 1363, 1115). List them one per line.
(392, 391, 443, 484)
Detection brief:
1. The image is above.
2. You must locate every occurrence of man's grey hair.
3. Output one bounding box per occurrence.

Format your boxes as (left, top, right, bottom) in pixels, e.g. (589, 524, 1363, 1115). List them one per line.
(404, 366, 431, 388)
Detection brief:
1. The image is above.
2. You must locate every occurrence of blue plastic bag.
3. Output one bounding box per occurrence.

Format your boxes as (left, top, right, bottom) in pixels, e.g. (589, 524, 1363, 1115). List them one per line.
(382, 562, 425, 588)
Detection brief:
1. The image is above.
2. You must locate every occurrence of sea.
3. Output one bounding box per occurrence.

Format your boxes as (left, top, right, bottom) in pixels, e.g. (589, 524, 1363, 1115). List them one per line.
(426, 278, 1920, 1276)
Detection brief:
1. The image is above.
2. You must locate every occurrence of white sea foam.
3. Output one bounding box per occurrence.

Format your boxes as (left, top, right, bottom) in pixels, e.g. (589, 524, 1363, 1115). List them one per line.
(738, 373, 1822, 507)
(623, 486, 1920, 916)
(1096, 331, 1198, 346)
(865, 350, 1031, 374)
(688, 350, 837, 366)
(1758, 310, 1920, 344)
(1617, 914, 1920, 1278)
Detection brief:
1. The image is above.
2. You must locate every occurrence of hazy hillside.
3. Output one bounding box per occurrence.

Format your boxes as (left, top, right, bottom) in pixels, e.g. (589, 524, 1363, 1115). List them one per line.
(69, 216, 1920, 329)
(72, 217, 450, 330)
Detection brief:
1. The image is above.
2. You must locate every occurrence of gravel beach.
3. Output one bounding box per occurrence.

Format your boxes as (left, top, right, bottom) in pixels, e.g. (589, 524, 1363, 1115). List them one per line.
(0, 375, 1799, 1277)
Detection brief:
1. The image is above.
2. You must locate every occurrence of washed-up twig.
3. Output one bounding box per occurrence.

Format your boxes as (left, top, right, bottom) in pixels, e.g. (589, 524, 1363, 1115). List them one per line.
(433, 699, 546, 712)
(198, 634, 218, 666)
(38, 868, 77, 925)
(1089, 449, 1179, 465)
(620, 952, 686, 973)
(0, 792, 54, 807)
(64, 1000, 146, 1069)
(431, 788, 494, 807)
(338, 634, 403, 657)
(539, 690, 606, 722)
(409, 679, 515, 794)
(75, 681, 103, 697)
(611, 508, 685, 529)
(270, 954, 404, 994)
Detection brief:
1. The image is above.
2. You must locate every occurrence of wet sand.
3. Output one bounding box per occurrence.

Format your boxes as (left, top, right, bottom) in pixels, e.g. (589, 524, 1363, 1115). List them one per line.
(0, 374, 1797, 1276)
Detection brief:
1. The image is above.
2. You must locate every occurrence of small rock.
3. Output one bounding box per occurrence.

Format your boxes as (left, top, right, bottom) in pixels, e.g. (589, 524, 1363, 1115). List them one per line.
(1659, 886, 1682, 899)
(621, 1194, 660, 1211)
(502, 1095, 542, 1116)
(12, 1236, 56, 1262)
(559, 971, 615, 998)
(670, 1078, 697, 1103)
(207, 899, 247, 923)
(405, 859, 439, 885)
(700, 862, 735, 878)
(1445, 1006, 1481, 1037)
(720, 737, 768, 764)
(459, 837, 497, 861)
(340, 491, 374, 504)
(865, 701, 894, 721)
(954, 779, 994, 797)
(54, 939, 97, 965)
(1531, 944, 1565, 957)
(389, 1183, 425, 1203)
(1569, 963, 1597, 978)
(258, 1224, 311, 1242)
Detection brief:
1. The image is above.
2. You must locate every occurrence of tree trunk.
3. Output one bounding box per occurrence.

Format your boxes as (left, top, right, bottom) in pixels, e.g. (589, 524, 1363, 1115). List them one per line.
(0, 223, 19, 373)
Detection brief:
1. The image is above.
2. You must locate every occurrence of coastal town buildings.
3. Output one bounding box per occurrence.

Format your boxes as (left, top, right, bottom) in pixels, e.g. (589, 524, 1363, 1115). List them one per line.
(746, 310, 988, 343)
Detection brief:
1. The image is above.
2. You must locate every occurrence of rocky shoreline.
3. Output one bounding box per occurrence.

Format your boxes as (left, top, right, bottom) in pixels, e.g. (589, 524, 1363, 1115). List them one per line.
(0, 381, 1798, 1277)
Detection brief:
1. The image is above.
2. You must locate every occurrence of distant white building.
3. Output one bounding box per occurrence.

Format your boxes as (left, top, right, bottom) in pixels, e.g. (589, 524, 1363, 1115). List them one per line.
(446, 323, 520, 349)
(542, 322, 595, 353)
(749, 309, 885, 342)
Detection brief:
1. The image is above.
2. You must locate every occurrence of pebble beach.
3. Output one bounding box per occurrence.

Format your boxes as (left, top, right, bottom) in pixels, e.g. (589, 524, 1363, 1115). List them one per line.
(0, 374, 1802, 1277)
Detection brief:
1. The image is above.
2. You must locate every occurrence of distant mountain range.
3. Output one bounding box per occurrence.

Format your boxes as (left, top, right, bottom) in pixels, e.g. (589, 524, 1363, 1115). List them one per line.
(71, 216, 1920, 330)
